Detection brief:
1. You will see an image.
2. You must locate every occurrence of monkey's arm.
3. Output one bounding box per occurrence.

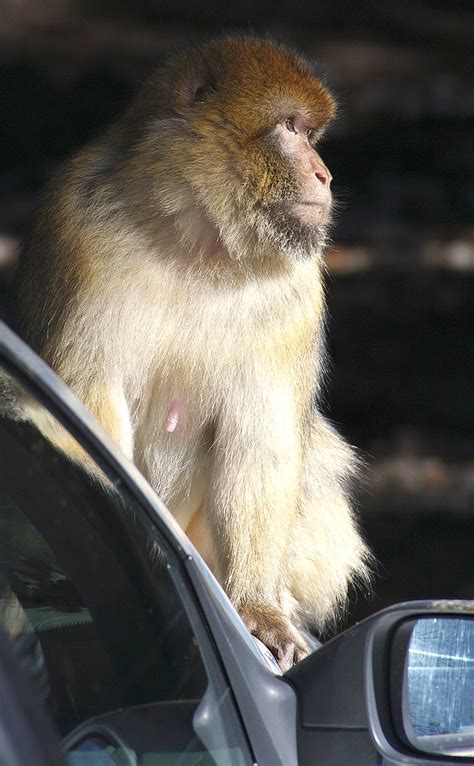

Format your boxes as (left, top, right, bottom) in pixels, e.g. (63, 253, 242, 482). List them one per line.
(12, 377, 134, 481)
(16, 212, 135, 465)
(207, 384, 307, 669)
(288, 415, 372, 628)
(72, 381, 134, 460)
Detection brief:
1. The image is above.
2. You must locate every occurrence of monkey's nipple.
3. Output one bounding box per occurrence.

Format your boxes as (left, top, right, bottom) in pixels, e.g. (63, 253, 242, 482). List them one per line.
(165, 400, 180, 433)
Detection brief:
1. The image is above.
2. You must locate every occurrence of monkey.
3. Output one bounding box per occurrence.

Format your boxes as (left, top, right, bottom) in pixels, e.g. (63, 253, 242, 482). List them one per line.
(14, 36, 371, 669)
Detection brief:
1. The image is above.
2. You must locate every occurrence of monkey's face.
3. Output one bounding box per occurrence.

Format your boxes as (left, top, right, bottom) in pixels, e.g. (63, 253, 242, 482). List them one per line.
(269, 116, 332, 226)
(135, 37, 336, 261)
(252, 114, 333, 255)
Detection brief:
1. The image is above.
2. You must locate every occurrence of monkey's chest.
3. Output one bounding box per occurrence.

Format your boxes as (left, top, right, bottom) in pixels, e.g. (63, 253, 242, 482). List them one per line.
(133, 273, 312, 443)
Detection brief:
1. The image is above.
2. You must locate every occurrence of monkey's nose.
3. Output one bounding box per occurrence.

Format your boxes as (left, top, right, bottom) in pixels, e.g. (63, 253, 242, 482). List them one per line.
(315, 168, 330, 186)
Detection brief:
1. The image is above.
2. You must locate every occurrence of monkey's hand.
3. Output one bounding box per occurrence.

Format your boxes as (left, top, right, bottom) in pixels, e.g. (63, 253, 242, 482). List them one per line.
(239, 602, 309, 671)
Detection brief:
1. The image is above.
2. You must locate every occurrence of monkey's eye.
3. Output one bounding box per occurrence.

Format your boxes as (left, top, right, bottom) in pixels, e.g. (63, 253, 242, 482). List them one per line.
(307, 129, 318, 147)
(285, 117, 297, 133)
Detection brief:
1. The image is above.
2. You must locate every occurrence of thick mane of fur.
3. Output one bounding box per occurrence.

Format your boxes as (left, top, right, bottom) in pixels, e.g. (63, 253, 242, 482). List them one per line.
(14, 36, 371, 668)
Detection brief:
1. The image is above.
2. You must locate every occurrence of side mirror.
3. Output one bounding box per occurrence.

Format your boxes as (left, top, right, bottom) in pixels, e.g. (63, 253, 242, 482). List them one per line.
(392, 616, 474, 758)
(286, 601, 474, 766)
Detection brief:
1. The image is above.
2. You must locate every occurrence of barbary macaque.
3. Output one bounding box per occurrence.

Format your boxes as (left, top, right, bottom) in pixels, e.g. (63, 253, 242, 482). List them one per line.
(15, 36, 370, 668)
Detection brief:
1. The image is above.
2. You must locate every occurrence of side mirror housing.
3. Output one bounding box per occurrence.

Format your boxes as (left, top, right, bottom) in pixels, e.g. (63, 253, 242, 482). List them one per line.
(285, 601, 474, 766)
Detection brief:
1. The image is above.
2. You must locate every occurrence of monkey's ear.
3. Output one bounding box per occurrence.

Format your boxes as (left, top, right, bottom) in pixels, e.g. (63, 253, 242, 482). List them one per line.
(176, 70, 217, 111)
(193, 82, 217, 102)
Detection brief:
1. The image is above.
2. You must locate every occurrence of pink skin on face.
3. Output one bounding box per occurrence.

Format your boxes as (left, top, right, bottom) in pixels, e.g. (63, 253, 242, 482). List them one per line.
(165, 400, 180, 432)
(274, 113, 332, 224)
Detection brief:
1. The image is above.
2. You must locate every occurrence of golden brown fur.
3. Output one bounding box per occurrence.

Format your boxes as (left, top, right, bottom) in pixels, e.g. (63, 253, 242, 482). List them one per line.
(15, 36, 370, 668)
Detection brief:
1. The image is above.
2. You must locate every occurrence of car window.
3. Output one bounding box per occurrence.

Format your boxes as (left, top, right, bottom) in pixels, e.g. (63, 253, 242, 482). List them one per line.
(0, 364, 252, 765)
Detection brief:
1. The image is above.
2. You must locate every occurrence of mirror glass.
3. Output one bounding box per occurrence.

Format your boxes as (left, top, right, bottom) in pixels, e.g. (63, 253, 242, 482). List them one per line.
(404, 616, 474, 757)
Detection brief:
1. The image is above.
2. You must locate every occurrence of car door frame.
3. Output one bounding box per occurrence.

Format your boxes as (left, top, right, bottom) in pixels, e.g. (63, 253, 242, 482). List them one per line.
(0, 320, 299, 766)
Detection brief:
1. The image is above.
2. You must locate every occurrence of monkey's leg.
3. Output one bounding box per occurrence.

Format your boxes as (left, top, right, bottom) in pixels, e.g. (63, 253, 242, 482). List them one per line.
(288, 415, 371, 634)
(206, 390, 309, 670)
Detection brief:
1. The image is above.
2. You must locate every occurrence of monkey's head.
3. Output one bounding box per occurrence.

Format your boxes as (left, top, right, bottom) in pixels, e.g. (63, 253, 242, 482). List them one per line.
(122, 37, 336, 263)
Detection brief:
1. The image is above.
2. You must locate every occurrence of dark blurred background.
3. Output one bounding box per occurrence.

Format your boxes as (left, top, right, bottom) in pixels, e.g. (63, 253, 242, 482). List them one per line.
(0, 0, 473, 627)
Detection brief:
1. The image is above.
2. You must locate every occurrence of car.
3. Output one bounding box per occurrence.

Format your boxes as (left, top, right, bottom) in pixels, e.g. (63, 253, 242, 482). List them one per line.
(0, 318, 473, 766)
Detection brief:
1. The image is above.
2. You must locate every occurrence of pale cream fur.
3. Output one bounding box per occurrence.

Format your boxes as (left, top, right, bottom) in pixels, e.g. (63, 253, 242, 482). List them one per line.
(14, 37, 372, 666)
(17, 201, 369, 631)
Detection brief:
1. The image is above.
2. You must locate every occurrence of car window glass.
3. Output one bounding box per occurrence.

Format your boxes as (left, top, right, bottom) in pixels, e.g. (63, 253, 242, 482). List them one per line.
(0, 365, 252, 765)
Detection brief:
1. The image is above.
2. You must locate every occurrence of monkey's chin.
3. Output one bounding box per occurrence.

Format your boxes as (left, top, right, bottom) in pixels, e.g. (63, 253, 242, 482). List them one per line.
(257, 208, 330, 261)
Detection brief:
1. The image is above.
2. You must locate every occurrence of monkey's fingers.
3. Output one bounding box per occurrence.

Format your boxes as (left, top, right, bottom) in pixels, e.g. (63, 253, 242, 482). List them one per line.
(239, 602, 309, 672)
(275, 634, 309, 672)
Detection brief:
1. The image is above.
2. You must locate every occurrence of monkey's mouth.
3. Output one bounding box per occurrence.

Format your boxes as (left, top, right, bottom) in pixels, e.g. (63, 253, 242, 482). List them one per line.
(290, 201, 330, 226)
(270, 197, 330, 220)
(270, 194, 331, 233)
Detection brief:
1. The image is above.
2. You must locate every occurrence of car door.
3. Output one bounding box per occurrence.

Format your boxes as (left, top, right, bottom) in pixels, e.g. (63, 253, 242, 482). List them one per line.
(0, 322, 260, 765)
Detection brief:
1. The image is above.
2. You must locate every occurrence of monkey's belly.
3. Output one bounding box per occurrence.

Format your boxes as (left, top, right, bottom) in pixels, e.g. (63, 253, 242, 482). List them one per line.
(167, 458, 210, 531)
(141, 432, 217, 571)
(184, 504, 218, 573)
(133, 389, 212, 514)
